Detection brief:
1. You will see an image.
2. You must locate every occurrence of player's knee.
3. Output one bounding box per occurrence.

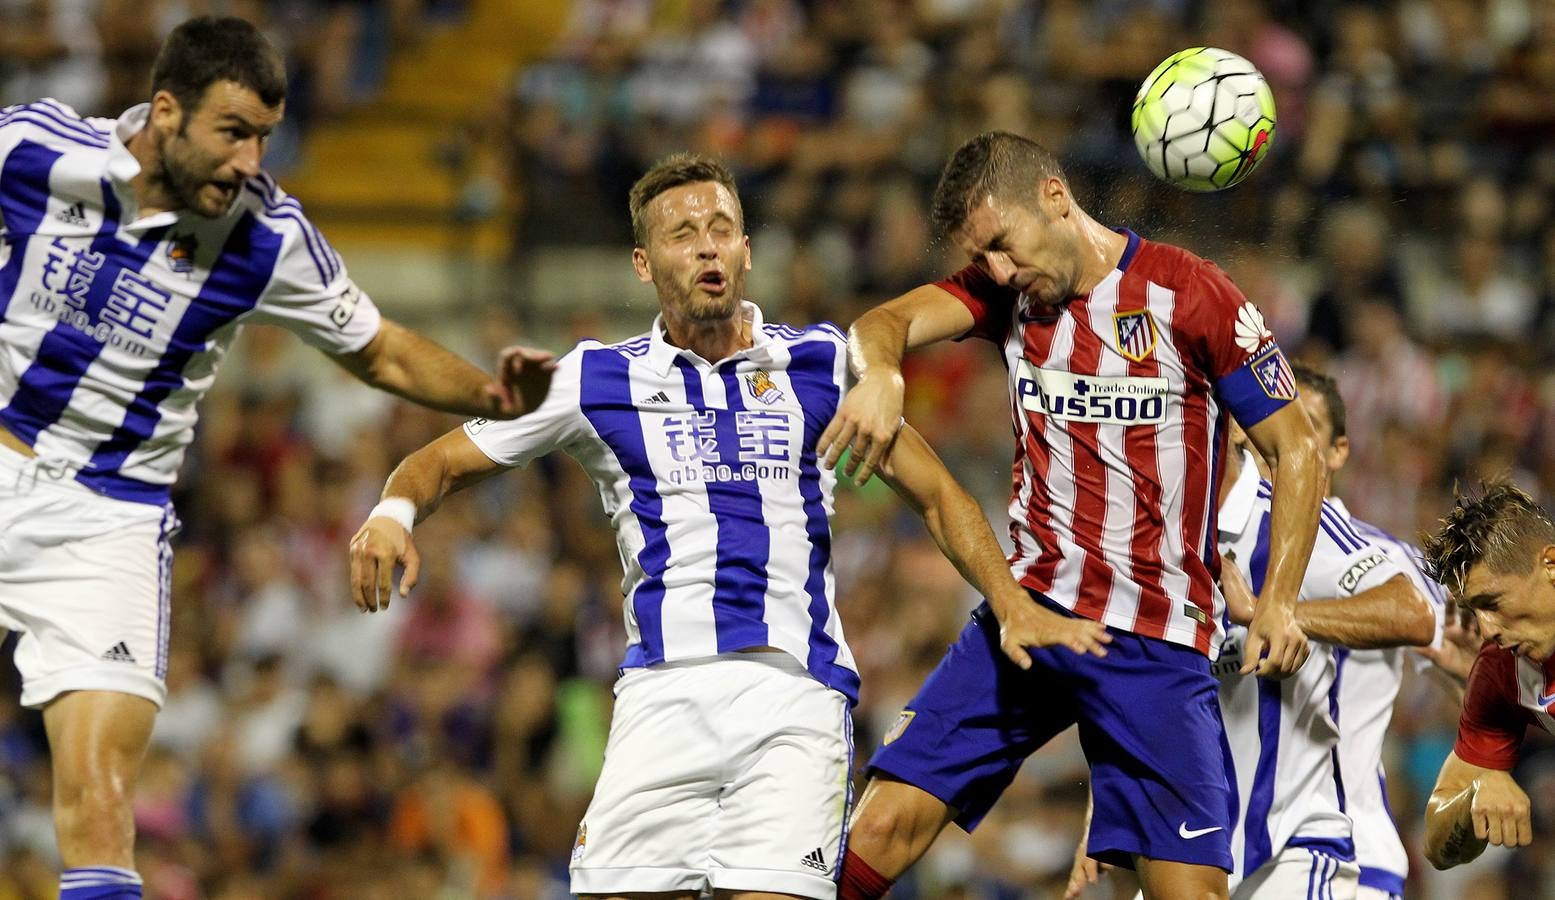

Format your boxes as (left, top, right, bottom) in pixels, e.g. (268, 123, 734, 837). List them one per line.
(847, 799, 936, 859)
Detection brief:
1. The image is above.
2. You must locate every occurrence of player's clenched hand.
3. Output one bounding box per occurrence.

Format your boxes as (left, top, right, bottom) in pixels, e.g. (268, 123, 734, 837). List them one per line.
(1064, 835, 1112, 899)
(349, 516, 420, 613)
(1471, 770, 1532, 849)
(992, 596, 1111, 669)
(817, 370, 905, 485)
(487, 345, 558, 418)
(1242, 600, 1309, 678)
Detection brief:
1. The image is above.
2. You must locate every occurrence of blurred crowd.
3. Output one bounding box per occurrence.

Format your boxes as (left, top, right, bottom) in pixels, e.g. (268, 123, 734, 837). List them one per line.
(6, 0, 1555, 897)
(0, 0, 446, 170)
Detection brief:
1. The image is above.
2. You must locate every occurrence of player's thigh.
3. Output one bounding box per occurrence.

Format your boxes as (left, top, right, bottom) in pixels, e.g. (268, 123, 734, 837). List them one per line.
(43, 689, 159, 793)
(1232, 846, 1358, 900)
(570, 666, 722, 895)
(0, 485, 174, 710)
(710, 655, 850, 899)
(1074, 630, 1232, 873)
(866, 603, 1079, 832)
(1134, 856, 1228, 900)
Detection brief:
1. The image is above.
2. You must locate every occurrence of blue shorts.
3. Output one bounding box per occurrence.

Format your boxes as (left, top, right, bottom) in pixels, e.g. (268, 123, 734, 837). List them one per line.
(867, 594, 1232, 871)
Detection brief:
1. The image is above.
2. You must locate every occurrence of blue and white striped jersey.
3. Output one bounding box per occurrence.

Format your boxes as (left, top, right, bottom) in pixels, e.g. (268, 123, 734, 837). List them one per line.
(1329, 499, 1449, 896)
(464, 303, 860, 704)
(0, 100, 382, 505)
(1214, 453, 1406, 887)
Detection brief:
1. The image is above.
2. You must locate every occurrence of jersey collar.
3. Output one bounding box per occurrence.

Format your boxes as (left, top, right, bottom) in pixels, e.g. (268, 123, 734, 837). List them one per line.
(646, 300, 770, 375)
(1217, 449, 1266, 540)
(104, 103, 182, 231)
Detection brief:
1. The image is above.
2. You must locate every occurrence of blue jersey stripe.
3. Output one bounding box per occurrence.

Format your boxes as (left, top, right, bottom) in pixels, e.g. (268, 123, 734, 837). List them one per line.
(0, 109, 110, 148)
(578, 349, 669, 666)
(0, 141, 62, 321)
(241, 183, 333, 286)
(24, 100, 112, 140)
(1244, 675, 1282, 875)
(85, 212, 282, 478)
(787, 339, 857, 702)
(675, 359, 769, 652)
(1, 182, 169, 445)
(1329, 646, 1349, 812)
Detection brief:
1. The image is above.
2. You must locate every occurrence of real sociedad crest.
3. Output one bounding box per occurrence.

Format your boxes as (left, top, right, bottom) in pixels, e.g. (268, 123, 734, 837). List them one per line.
(166, 232, 198, 275)
(745, 369, 785, 405)
(1113, 310, 1157, 362)
(1253, 346, 1297, 400)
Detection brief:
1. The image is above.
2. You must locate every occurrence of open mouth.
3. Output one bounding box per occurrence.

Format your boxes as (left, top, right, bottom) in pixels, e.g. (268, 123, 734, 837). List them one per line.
(696, 270, 727, 293)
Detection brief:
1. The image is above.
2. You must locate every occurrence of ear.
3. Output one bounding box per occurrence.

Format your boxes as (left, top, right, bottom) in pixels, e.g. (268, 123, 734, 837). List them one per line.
(632, 246, 652, 284)
(742, 235, 751, 271)
(1331, 435, 1350, 470)
(1542, 545, 1555, 585)
(149, 89, 184, 134)
(1045, 176, 1071, 219)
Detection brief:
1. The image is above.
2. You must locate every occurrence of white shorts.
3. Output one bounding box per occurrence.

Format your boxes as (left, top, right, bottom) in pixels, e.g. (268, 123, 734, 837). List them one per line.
(570, 652, 852, 899)
(0, 446, 176, 708)
(1234, 845, 1360, 900)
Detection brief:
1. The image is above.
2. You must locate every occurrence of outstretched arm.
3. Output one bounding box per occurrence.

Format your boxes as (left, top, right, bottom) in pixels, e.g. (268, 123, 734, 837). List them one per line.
(333, 319, 556, 419)
(877, 423, 1111, 665)
(1239, 402, 1327, 677)
(348, 427, 506, 613)
(819, 284, 976, 484)
(1295, 573, 1435, 648)
(1424, 751, 1531, 869)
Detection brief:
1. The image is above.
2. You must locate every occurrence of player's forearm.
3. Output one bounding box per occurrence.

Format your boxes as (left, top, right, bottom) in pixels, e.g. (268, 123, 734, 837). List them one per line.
(350, 321, 511, 418)
(846, 305, 911, 386)
(1425, 784, 1488, 869)
(1297, 576, 1435, 649)
(1259, 431, 1327, 610)
(919, 483, 1028, 613)
(380, 444, 459, 522)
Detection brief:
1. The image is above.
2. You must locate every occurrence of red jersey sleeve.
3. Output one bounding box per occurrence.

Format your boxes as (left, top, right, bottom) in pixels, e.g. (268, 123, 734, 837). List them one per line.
(933, 264, 1018, 345)
(1453, 645, 1529, 771)
(1177, 261, 1297, 428)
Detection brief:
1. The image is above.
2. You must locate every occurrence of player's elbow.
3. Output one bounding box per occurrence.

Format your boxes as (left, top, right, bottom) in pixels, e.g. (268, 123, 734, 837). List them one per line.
(1403, 600, 1436, 647)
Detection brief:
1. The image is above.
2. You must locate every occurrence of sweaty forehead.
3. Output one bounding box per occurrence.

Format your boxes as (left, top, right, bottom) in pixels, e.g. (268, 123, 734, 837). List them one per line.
(1461, 563, 1519, 603)
(198, 80, 283, 125)
(650, 182, 739, 226)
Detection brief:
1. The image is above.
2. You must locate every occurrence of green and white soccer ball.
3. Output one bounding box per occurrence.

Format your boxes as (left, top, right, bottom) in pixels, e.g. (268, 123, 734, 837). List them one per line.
(1131, 47, 1277, 192)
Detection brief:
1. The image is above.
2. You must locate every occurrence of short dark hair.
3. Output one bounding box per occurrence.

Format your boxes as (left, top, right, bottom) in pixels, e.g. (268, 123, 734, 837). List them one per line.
(628, 153, 742, 246)
(151, 16, 286, 116)
(929, 131, 1069, 236)
(1291, 364, 1346, 440)
(1423, 481, 1555, 599)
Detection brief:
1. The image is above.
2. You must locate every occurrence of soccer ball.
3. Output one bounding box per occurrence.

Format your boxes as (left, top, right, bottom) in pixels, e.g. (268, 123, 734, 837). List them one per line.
(1131, 47, 1276, 192)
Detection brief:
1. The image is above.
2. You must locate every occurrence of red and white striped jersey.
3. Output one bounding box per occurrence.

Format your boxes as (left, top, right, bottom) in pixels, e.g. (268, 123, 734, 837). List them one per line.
(1454, 643, 1555, 771)
(936, 230, 1298, 656)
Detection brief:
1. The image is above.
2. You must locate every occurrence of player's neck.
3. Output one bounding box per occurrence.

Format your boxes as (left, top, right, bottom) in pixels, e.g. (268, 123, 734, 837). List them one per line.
(1073, 214, 1129, 296)
(122, 126, 180, 218)
(661, 311, 753, 364)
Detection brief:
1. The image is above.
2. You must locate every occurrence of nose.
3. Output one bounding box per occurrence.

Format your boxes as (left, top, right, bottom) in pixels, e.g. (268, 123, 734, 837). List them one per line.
(985, 251, 1016, 286)
(232, 137, 264, 178)
(1476, 609, 1502, 641)
(693, 230, 718, 258)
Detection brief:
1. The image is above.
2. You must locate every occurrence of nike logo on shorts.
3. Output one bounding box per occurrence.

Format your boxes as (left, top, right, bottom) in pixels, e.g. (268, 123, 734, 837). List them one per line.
(1178, 823, 1223, 839)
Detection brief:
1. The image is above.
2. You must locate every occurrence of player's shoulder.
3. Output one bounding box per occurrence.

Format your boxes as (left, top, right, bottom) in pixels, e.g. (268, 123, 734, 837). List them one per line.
(0, 98, 114, 152)
(235, 171, 316, 227)
(761, 319, 847, 347)
(589, 331, 653, 359)
(1467, 641, 1520, 689)
(1126, 235, 1210, 291)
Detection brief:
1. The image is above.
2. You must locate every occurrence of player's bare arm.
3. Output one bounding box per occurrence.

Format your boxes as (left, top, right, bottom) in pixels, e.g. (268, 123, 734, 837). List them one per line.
(332, 318, 557, 419)
(348, 426, 506, 613)
(1293, 574, 1435, 648)
(1424, 751, 1532, 869)
(1240, 401, 1327, 678)
(819, 284, 975, 484)
(877, 423, 1111, 665)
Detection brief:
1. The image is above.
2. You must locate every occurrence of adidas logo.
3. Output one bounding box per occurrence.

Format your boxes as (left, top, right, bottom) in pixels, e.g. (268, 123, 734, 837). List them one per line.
(800, 847, 828, 872)
(641, 391, 670, 405)
(101, 642, 137, 664)
(56, 202, 87, 227)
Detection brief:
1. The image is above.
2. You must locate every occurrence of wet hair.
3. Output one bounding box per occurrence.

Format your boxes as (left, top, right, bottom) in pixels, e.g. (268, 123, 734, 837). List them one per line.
(150, 16, 286, 116)
(1290, 364, 1346, 441)
(1423, 481, 1555, 599)
(628, 152, 742, 246)
(929, 131, 1069, 236)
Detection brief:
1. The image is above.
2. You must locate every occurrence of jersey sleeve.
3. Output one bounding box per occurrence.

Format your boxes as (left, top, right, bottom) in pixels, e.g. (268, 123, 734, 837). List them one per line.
(1300, 502, 1407, 600)
(1453, 646, 1529, 771)
(1178, 261, 1296, 428)
(245, 213, 383, 354)
(932, 265, 1016, 344)
(462, 344, 587, 467)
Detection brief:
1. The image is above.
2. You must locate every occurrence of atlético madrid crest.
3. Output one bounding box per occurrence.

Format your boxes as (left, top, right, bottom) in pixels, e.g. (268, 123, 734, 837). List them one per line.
(1113, 310, 1157, 362)
(1253, 346, 1297, 400)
